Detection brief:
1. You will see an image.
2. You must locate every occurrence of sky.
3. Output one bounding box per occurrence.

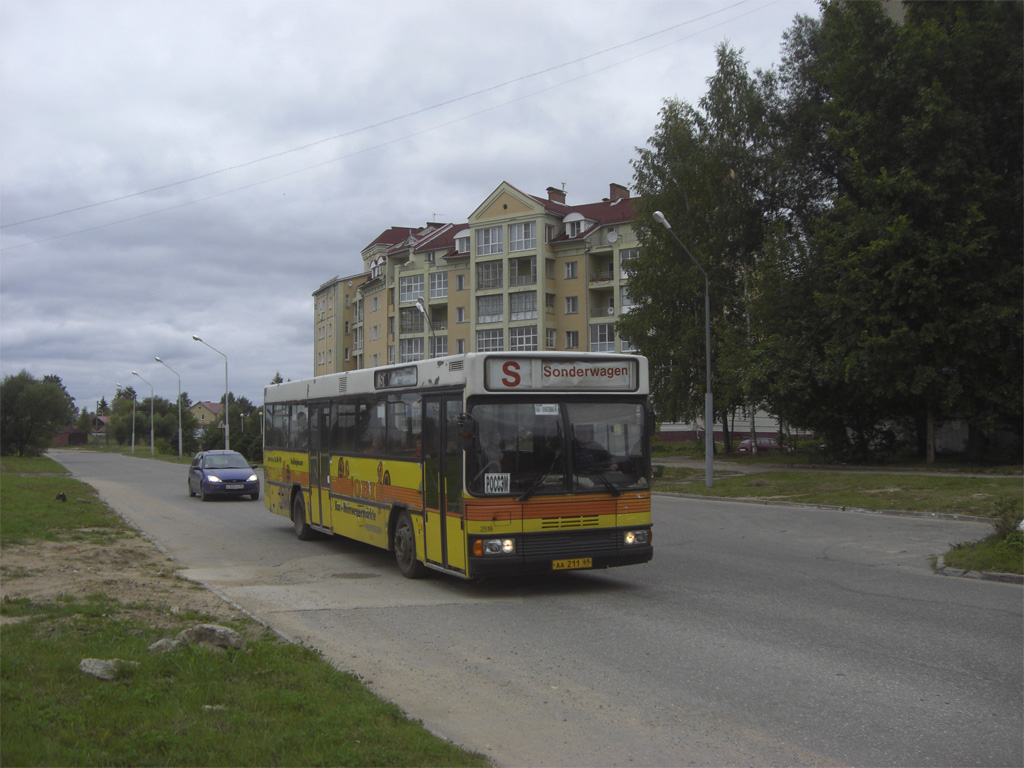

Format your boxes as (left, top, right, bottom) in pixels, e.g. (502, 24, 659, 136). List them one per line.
(1, 0, 819, 413)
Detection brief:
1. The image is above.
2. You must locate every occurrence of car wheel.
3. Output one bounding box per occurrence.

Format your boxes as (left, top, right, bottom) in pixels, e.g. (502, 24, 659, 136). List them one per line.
(188, 481, 195, 497)
(292, 494, 315, 540)
(200, 484, 210, 502)
(393, 510, 426, 579)
(249, 490, 260, 501)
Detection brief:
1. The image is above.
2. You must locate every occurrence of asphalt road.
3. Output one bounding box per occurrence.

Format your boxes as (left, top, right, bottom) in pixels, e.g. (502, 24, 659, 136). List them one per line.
(54, 450, 1023, 767)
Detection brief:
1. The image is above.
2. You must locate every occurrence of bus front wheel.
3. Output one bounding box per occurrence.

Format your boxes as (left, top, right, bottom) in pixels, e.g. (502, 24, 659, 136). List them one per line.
(292, 494, 315, 541)
(393, 510, 426, 579)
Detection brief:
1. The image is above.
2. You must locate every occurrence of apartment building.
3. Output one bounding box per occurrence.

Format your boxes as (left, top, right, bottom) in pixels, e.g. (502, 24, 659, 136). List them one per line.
(313, 181, 641, 375)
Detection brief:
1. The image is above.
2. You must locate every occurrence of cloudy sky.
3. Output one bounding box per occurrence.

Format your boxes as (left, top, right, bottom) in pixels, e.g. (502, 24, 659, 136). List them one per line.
(1, 0, 817, 413)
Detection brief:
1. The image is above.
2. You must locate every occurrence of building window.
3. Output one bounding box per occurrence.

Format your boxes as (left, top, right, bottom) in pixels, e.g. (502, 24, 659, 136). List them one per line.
(510, 291, 537, 321)
(477, 294, 503, 324)
(400, 337, 424, 362)
(565, 261, 578, 279)
(590, 323, 615, 352)
(400, 307, 423, 334)
(430, 336, 448, 358)
(456, 235, 470, 254)
(510, 326, 537, 351)
(620, 247, 639, 266)
(477, 260, 503, 290)
(429, 271, 448, 299)
(399, 274, 424, 303)
(567, 220, 583, 238)
(510, 256, 536, 286)
(456, 306, 466, 323)
(476, 226, 502, 256)
(621, 285, 636, 312)
(456, 274, 466, 290)
(388, 346, 395, 364)
(477, 329, 504, 352)
(456, 339, 466, 354)
(565, 296, 578, 314)
(545, 328, 556, 349)
(565, 330, 579, 349)
(509, 221, 536, 251)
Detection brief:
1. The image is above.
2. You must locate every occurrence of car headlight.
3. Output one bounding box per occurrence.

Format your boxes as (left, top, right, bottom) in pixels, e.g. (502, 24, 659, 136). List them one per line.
(206, 474, 222, 483)
(473, 538, 516, 556)
(624, 530, 650, 546)
(247, 474, 258, 482)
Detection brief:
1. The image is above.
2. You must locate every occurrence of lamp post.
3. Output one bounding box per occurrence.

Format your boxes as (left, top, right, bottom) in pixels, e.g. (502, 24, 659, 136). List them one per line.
(131, 371, 155, 456)
(416, 297, 436, 359)
(192, 335, 229, 450)
(155, 357, 182, 457)
(653, 210, 713, 488)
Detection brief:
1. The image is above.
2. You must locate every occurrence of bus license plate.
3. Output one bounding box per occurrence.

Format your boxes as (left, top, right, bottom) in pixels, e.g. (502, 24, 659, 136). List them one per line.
(553, 557, 592, 571)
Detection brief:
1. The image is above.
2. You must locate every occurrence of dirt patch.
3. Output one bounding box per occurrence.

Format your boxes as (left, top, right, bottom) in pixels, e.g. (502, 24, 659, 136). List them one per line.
(0, 532, 245, 626)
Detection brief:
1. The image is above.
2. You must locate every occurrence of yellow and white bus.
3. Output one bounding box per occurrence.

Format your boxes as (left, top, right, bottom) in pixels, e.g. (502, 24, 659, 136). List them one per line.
(262, 352, 653, 579)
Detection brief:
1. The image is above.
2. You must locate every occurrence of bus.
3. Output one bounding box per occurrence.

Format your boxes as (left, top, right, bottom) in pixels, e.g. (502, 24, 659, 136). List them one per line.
(262, 352, 654, 579)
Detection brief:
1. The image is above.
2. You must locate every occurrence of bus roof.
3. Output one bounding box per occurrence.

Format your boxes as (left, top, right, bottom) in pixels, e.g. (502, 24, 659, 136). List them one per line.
(264, 352, 649, 404)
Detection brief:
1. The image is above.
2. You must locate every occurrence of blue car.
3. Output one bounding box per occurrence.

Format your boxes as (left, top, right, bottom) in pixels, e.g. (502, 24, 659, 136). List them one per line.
(188, 450, 260, 501)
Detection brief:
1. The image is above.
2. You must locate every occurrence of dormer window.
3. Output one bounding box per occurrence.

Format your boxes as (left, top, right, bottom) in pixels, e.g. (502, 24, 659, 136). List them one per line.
(563, 212, 586, 238)
(454, 228, 470, 254)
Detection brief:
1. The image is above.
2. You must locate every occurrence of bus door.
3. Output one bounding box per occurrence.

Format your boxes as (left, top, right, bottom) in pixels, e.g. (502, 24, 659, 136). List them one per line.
(422, 394, 466, 572)
(309, 405, 330, 528)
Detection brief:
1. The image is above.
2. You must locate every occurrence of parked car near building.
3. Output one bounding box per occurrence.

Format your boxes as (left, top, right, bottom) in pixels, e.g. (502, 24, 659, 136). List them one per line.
(737, 437, 788, 453)
(188, 450, 260, 501)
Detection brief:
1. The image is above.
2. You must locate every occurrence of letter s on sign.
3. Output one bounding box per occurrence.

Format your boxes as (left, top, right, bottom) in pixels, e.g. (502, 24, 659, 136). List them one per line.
(501, 361, 521, 388)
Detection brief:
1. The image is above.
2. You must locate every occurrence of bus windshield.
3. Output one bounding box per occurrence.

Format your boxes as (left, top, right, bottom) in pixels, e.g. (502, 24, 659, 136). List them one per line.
(467, 400, 649, 497)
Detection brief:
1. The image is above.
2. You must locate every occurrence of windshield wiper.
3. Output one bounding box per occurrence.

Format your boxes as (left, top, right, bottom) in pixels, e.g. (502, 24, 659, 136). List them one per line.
(519, 422, 563, 502)
(587, 468, 621, 497)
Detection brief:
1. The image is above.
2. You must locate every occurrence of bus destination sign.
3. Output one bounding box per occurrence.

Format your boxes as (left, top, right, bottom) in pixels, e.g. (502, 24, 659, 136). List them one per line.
(485, 358, 638, 392)
(375, 366, 418, 390)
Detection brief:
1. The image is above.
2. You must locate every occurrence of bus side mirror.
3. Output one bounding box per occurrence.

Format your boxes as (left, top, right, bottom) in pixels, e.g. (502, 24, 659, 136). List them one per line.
(456, 412, 476, 451)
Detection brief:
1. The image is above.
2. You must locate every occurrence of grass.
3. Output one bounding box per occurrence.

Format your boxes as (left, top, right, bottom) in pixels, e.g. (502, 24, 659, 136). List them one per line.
(0, 456, 490, 767)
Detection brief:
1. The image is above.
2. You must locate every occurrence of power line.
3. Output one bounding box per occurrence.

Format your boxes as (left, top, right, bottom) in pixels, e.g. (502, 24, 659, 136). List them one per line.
(1, 0, 779, 251)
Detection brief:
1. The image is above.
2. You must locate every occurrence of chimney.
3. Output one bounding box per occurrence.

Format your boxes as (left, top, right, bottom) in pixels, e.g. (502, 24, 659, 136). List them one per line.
(546, 186, 566, 204)
(609, 182, 629, 201)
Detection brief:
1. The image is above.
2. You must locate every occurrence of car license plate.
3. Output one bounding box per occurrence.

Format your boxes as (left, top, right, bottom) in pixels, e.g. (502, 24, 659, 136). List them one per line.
(226, 484, 244, 490)
(552, 557, 592, 571)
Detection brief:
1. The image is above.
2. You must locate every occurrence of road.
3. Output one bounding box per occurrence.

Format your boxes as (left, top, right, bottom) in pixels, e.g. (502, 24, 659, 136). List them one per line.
(54, 450, 1023, 767)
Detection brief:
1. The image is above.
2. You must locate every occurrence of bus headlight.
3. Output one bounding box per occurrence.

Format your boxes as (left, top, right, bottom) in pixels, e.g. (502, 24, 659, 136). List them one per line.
(624, 530, 650, 546)
(474, 538, 516, 556)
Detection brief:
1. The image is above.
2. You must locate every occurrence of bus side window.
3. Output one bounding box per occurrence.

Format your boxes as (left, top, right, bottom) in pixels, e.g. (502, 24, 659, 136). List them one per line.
(356, 396, 385, 454)
(387, 393, 421, 457)
(332, 402, 356, 454)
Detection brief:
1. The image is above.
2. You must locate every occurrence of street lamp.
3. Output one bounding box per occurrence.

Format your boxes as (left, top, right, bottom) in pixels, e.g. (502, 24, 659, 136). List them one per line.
(155, 357, 182, 457)
(653, 210, 714, 488)
(415, 296, 436, 359)
(192, 335, 229, 450)
(131, 370, 155, 457)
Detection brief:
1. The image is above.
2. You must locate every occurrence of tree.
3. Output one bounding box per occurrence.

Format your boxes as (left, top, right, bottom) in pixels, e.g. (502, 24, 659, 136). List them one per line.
(757, 1, 1023, 460)
(623, 44, 777, 451)
(0, 371, 77, 456)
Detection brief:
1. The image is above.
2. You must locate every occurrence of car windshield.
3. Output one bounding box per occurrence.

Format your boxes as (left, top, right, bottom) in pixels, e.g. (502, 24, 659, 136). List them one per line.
(204, 453, 249, 469)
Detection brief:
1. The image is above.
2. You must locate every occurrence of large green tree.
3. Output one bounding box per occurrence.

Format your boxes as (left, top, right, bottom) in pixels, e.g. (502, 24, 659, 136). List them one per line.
(623, 44, 776, 451)
(757, 1, 1023, 460)
(0, 371, 77, 456)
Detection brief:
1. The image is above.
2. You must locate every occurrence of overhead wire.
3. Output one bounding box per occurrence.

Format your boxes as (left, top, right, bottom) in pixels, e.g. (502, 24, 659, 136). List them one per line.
(1, 0, 781, 251)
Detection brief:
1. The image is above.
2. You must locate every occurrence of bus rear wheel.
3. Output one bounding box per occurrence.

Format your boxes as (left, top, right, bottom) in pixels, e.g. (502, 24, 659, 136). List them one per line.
(292, 494, 315, 541)
(393, 510, 426, 579)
